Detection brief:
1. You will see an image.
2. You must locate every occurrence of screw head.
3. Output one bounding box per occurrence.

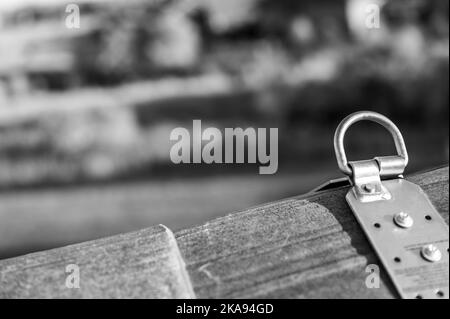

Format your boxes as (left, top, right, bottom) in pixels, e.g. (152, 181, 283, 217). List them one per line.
(363, 183, 377, 194)
(421, 244, 442, 262)
(394, 212, 414, 228)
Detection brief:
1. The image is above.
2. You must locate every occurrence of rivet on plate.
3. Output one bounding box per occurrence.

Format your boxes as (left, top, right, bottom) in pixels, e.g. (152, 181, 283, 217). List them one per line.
(421, 244, 442, 262)
(363, 183, 377, 194)
(394, 212, 414, 229)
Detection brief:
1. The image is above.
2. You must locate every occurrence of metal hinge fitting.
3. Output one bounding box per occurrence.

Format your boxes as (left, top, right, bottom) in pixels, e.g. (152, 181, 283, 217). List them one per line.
(334, 111, 449, 299)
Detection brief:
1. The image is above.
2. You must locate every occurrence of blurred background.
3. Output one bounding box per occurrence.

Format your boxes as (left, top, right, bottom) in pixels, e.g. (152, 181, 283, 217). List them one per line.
(0, 0, 448, 259)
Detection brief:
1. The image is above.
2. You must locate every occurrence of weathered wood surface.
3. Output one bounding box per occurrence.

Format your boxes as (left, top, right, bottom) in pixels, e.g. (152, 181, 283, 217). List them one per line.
(176, 166, 449, 299)
(0, 167, 447, 298)
(0, 225, 195, 299)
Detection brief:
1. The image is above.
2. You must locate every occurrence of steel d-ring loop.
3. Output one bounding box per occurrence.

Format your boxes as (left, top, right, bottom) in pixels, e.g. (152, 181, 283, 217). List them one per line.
(334, 111, 409, 176)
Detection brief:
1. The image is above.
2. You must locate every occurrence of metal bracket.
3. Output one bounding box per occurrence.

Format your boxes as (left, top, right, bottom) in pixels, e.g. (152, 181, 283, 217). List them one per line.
(346, 179, 449, 299)
(334, 111, 449, 299)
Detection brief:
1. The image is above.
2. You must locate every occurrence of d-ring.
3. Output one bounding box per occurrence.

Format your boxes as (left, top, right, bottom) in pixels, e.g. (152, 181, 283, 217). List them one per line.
(334, 111, 409, 176)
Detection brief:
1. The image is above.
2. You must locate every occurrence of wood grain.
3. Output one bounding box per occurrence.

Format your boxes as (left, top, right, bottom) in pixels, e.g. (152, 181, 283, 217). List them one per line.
(175, 167, 449, 298)
(0, 225, 195, 299)
(0, 167, 447, 298)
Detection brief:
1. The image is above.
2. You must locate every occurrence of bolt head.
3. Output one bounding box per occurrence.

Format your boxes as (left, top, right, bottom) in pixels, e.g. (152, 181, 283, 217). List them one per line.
(394, 212, 414, 228)
(421, 244, 442, 262)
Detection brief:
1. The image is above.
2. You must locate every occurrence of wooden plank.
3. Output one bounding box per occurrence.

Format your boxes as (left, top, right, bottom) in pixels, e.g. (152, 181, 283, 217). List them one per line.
(175, 167, 449, 299)
(0, 171, 329, 260)
(0, 167, 446, 298)
(0, 225, 195, 299)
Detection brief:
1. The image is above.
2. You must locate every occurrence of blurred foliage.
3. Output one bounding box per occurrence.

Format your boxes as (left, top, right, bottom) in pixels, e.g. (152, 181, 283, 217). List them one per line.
(0, 0, 448, 186)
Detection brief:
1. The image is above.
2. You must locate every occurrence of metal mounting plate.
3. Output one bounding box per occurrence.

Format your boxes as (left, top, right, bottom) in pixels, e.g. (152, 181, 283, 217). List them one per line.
(346, 178, 449, 299)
